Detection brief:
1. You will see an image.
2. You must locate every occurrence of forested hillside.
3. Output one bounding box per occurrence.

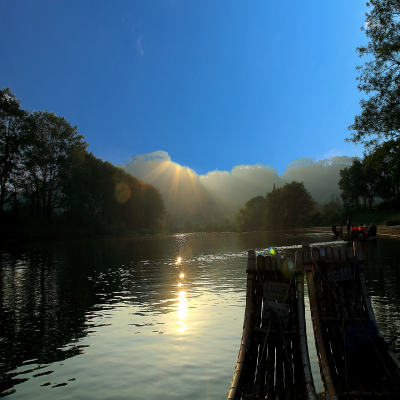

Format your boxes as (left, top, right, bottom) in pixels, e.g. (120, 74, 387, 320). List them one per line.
(0, 88, 165, 239)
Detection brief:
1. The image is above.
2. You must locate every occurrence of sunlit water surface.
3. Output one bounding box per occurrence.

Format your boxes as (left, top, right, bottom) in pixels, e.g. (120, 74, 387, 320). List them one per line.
(1, 232, 399, 399)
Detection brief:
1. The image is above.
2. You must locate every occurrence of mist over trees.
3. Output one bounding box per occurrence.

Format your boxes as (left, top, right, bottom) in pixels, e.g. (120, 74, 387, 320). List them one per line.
(236, 182, 316, 231)
(120, 152, 355, 231)
(0, 88, 165, 239)
(281, 157, 354, 204)
(119, 153, 230, 227)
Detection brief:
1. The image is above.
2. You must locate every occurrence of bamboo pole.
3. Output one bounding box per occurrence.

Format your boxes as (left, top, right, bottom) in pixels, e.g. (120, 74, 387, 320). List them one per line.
(305, 243, 338, 400)
(284, 339, 294, 400)
(275, 337, 284, 400)
(226, 250, 256, 400)
(295, 249, 317, 400)
(324, 246, 348, 391)
(264, 340, 276, 399)
(254, 254, 265, 329)
(254, 256, 267, 399)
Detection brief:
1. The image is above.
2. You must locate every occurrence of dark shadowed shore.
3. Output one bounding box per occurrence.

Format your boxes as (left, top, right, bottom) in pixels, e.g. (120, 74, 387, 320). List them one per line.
(300, 226, 400, 240)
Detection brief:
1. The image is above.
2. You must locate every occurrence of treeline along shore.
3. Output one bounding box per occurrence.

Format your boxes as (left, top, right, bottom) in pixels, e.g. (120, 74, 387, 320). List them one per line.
(0, 88, 166, 240)
(3, 83, 400, 242)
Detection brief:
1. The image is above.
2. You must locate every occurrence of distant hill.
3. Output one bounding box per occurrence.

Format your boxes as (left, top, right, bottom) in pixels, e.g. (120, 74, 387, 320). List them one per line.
(119, 152, 357, 224)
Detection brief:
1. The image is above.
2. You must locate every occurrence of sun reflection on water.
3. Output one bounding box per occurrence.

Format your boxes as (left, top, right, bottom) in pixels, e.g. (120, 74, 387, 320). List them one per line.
(177, 290, 188, 333)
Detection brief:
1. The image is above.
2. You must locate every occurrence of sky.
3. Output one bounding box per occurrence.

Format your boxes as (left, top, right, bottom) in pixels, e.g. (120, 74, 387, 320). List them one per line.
(0, 0, 368, 176)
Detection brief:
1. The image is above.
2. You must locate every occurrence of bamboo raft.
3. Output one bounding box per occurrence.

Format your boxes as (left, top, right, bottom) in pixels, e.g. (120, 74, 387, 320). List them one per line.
(226, 250, 318, 400)
(303, 240, 400, 399)
(344, 225, 378, 242)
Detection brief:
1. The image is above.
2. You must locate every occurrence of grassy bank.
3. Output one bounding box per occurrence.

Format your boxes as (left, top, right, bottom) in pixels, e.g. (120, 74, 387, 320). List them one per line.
(346, 207, 400, 226)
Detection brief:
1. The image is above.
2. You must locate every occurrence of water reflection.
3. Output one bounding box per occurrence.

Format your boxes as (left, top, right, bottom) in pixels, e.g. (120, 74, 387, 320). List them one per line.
(177, 266, 188, 333)
(177, 291, 188, 333)
(1, 232, 399, 399)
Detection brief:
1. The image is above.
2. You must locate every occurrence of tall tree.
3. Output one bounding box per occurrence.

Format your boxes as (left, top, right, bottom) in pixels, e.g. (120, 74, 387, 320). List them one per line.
(338, 160, 365, 209)
(364, 145, 393, 205)
(236, 195, 266, 231)
(347, 1, 400, 150)
(265, 182, 315, 230)
(22, 111, 87, 219)
(0, 88, 27, 217)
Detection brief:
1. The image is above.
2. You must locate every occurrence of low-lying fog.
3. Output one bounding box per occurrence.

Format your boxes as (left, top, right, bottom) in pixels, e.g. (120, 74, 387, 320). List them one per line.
(118, 151, 354, 224)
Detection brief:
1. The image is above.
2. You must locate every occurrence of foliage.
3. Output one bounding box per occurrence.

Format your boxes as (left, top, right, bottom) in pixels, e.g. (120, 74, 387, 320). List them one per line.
(344, 206, 400, 226)
(235, 181, 315, 232)
(0, 87, 27, 216)
(339, 141, 400, 212)
(347, 0, 400, 150)
(236, 195, 266, 231)
(265, 181, 315, 230)
(0, 88, 166, 239)
(22, 111, 87, 218)
(64, 152, 165, 234)
(339, 160, 366, 209)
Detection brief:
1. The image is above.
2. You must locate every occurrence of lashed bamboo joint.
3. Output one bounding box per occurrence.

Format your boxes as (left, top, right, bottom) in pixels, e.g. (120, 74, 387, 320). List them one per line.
(227, 243, 400, 400)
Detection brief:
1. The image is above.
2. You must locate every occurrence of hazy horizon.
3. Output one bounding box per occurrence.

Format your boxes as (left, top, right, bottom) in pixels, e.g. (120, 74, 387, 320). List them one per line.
(119, 150, 354, 223)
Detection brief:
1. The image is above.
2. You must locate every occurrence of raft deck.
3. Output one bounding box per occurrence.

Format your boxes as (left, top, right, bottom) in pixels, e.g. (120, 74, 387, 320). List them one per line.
(226, 250, 318, 400)
(302, 241, 400, 399)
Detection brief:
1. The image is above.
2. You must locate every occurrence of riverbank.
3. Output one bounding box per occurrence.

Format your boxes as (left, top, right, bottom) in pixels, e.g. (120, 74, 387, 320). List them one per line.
(301, 225, 400, 239)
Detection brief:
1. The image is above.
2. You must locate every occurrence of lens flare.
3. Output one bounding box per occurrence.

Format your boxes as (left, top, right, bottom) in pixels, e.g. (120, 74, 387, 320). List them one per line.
(176, 257, 182, 264)
(179, 273, 185, 278)
(267, 247, 276, 255)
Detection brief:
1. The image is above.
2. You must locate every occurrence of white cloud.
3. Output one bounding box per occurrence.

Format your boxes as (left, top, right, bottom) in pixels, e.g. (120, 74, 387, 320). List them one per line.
(136, 36, 144, 56)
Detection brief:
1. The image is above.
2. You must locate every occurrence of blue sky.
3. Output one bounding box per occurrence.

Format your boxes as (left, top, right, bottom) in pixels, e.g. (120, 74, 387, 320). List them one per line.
(1, 0, 368, 175)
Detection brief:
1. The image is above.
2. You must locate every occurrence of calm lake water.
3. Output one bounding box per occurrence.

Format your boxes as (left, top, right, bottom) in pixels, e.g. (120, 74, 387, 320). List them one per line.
(1, 232, 400, 399)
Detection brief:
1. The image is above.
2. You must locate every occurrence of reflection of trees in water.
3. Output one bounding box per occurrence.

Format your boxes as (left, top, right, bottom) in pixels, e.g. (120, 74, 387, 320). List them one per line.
(0, 245, 90, 395)
(363, 239, 400, 355)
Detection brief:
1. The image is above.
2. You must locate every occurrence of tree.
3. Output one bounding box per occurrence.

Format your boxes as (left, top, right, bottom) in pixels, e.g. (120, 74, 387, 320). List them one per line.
(143, 183, 165, 230)
(338, 160, 365, 209)
(264, 186, 282, 230)
(265, 181, 315, 230)
(0, 88, 27, 217)
(364, 146, 393, 205)
(347, 1, 400, 150)
(63, 150, 106, 226)
(22, 111, 87, 218)
(363, 162, 379, 209)
(236, 195, 265, 231)
(387, 141, 400, 203)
